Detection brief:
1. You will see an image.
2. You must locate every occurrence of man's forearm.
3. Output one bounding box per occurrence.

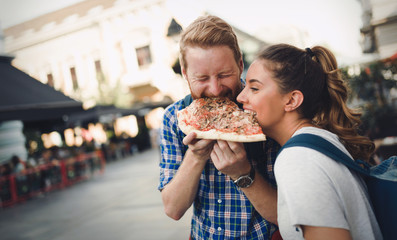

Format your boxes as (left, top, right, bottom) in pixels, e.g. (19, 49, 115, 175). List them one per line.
(239, 171, 278, 224)
(161, 149, 207, 220)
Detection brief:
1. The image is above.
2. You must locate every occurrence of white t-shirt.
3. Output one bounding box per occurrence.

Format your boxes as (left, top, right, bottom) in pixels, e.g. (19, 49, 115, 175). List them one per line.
(275, 127, 383, 240)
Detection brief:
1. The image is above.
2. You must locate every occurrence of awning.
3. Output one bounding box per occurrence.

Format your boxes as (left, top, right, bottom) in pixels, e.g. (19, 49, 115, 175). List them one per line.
(381, 52, 397, 63)
(0, 55, 83, 122)
(66, 99, 173, 126)
(66, 105, 132, 126)
(389, 52, 397, 61)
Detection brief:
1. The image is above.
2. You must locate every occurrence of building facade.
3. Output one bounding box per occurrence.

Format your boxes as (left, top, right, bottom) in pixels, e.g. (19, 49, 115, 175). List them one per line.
(360, 0, 397, 59)
(3, 0, 269, 110)
(3, 0, 189, 109)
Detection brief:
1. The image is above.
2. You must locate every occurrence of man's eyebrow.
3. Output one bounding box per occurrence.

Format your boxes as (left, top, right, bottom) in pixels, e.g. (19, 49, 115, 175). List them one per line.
(219, 69, 236, 74)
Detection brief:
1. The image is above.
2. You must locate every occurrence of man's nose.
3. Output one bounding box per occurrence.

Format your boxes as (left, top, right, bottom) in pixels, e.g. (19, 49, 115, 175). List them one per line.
(208, 78, 223, 96)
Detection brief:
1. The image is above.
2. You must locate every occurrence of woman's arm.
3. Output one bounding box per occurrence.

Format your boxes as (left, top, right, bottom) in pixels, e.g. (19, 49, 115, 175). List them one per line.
(302, 226, 352, 240)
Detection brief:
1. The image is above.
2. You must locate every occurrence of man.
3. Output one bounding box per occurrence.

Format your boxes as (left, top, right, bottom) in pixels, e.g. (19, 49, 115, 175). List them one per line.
(158, 15, 279, 239)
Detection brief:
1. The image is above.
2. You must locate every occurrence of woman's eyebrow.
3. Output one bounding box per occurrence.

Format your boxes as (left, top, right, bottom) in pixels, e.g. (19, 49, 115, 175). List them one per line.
(247, 79, 263, 84)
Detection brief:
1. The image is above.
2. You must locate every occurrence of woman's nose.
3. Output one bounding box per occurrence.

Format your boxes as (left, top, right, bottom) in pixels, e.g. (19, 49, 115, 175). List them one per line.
(237, 88, 246, 103)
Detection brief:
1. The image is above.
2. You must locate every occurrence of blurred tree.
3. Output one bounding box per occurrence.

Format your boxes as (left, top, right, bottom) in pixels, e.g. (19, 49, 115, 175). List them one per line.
(343, 59, 397, 139)
(94, 73, 133, 108)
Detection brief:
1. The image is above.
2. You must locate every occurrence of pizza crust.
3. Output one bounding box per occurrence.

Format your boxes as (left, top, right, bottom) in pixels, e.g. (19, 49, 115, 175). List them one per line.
(178, 109, 266, 142)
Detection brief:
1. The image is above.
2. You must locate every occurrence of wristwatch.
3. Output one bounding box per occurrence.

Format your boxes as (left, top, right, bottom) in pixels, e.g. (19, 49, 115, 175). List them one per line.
(233, 167, 255, 188)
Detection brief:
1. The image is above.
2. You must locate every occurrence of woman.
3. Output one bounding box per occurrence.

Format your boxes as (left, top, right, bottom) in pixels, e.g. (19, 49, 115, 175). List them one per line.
(237, 44, 382, 240)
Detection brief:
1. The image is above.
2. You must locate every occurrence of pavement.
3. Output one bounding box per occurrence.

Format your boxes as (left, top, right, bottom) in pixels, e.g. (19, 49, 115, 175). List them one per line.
(0, 148, 192, 240)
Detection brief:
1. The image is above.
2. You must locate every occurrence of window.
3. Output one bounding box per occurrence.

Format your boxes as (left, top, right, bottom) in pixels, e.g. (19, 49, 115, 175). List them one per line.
(116, 42, 127, 74)
(70, 67, 78, 90)
(95, 60, 102, 73)
(94, 60, 105, 82)
(47, 73, 54, 87)
(136, 45, 152, 67)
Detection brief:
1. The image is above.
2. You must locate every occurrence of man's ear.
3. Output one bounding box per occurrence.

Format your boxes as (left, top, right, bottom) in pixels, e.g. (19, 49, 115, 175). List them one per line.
(285, 90, 304, 112)
(181, 66, 187, 79)
(239, 57, 244, 75)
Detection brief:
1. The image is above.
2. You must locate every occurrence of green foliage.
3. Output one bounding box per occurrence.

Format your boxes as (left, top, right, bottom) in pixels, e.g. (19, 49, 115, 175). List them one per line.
(344, 60, 397, 139)
(95, 73, 133, 108)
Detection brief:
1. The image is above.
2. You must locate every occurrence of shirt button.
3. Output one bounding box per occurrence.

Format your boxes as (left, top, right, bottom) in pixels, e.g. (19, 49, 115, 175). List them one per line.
(217, 199, 222, 203)
(217, 227, 222, 231)
(218, 171, 222, 175)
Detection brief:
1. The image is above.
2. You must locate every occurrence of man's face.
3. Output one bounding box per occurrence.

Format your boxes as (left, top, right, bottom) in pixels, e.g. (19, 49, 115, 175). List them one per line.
(182, 45, 243, 100)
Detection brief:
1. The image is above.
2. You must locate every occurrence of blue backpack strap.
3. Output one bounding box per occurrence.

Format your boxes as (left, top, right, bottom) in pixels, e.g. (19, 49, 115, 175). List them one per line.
(281, 133, 370, 176)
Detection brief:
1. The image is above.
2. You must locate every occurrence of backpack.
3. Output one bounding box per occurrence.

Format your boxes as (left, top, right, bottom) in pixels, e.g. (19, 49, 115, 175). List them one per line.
(280, 133, 397, 240)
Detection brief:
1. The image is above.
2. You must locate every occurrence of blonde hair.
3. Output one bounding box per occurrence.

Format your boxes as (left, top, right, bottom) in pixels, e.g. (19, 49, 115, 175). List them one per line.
(179, 15, 242, 71)
(258, 44, 375, 162)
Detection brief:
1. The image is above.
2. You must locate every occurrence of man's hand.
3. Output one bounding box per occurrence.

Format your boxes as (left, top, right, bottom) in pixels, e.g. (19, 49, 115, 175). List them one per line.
(211, 140, 278, 223)
(210, 140, 251, 180)
(183, 132, 215, 162)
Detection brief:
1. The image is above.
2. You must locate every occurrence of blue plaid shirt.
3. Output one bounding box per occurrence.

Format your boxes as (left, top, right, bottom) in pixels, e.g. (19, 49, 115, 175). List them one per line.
(158, 95, 280, 239)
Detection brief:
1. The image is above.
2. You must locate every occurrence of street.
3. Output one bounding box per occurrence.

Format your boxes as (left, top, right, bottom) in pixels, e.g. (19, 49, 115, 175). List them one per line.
(0, 148, 192, 240)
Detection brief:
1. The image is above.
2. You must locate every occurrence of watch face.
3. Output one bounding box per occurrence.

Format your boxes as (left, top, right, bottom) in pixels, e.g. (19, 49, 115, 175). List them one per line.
(234, 167, 255, 188)
(236, 177, 253, 188)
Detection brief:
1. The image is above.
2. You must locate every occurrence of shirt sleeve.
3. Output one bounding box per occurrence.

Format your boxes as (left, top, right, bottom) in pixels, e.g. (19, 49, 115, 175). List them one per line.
(158, 102, 187, 190)
(264, 138, 280, 187)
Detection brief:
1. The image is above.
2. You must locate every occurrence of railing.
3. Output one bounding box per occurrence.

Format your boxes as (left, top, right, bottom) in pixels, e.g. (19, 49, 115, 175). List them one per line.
(0, 150, 105, 208)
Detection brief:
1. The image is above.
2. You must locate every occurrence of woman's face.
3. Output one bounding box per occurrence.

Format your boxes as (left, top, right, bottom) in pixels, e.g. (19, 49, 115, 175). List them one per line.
(237, 59, 288, 134)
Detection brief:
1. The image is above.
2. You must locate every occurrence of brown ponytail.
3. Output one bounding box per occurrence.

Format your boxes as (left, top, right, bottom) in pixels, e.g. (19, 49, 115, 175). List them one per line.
(258, 44, 375, 162)
(311, 46, 375, 161)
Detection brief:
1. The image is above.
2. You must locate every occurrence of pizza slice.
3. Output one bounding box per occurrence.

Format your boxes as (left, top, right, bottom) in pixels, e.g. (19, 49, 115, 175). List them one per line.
(177, 97, 266, 142)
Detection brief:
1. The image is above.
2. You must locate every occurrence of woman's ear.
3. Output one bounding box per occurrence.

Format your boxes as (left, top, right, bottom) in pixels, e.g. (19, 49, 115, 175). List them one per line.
(285, 90, 304, 112)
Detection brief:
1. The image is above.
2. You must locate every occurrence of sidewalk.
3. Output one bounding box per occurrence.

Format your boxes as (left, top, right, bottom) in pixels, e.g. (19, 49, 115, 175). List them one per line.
(0, 148, 192, 240)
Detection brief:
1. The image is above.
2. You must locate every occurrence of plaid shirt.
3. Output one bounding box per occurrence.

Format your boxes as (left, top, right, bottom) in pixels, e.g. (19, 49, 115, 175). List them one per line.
(158, 95, 280, 240)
